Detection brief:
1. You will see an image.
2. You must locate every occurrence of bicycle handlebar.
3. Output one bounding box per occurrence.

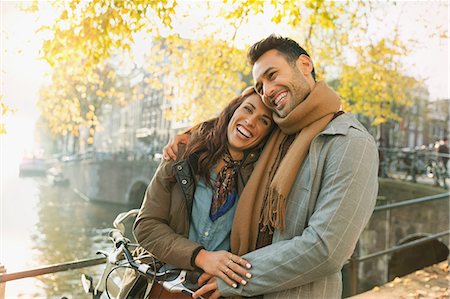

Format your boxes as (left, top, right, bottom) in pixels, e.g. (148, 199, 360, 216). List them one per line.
(109, 229, 128, 247)
(109, 227, 205, 298)
(113, 209, 139, 233)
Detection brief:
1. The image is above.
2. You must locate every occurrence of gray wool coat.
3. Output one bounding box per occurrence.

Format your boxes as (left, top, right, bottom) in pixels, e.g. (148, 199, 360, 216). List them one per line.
(218, 113, 379, 299)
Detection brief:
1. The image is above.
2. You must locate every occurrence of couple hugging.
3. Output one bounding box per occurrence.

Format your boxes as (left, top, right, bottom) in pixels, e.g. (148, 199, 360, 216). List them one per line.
(119, 34, 378, 299)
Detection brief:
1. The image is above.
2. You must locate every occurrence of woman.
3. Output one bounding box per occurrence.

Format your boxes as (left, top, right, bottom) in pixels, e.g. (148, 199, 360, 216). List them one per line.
(119, 87, 274, 298)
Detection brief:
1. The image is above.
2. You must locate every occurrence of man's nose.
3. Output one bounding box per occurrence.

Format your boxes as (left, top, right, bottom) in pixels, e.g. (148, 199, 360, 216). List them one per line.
(263, 82, 276, 101)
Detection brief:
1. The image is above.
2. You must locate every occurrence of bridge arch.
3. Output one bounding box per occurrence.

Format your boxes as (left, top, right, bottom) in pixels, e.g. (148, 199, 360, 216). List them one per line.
(126, 177, 149, 208)
(387, 232, 449, 280)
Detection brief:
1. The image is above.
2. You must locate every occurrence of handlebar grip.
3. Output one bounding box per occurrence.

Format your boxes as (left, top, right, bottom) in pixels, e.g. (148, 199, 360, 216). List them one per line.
(110, 229, 127, 246)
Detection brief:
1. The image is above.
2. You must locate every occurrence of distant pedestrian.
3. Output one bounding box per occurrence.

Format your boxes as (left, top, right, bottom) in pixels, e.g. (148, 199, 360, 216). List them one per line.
(437, 137, 449, 173)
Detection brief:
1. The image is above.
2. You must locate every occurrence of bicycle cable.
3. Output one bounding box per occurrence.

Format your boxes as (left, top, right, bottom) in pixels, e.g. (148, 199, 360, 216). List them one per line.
(107, 252, 165, 299)
(105, 264, 134, 299)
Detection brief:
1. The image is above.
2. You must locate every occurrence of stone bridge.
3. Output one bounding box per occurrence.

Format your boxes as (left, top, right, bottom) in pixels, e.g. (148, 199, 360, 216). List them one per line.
(62, 160, 449, 295)
(62, 159, 159, 207)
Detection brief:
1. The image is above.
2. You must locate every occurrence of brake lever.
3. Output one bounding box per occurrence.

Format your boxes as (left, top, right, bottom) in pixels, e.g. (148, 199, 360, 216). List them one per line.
(160, 270, 205, 299)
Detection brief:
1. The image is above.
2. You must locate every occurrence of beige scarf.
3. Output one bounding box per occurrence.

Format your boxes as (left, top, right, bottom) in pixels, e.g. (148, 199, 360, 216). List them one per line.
(230, 81, 341, 256)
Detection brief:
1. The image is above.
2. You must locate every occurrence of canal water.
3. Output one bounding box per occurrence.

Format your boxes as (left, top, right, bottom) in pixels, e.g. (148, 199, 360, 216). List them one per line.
(2, 171, 137, 298)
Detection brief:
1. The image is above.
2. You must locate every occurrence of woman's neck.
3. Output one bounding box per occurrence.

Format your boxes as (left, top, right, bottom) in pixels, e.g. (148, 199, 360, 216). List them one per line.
(227, 147, 244, 161)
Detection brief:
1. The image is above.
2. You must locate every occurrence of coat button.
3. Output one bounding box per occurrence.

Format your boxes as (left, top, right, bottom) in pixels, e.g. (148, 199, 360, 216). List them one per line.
(181, 179, 188, 185)
(177, 165, 183, 171)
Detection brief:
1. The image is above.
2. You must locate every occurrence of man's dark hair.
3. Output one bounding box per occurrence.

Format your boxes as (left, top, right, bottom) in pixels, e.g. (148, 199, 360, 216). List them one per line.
(247, 34, 316, 80)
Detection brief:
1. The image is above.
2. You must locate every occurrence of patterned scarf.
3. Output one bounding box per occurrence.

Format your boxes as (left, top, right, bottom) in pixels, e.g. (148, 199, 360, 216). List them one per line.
(209, 152, 241, 222)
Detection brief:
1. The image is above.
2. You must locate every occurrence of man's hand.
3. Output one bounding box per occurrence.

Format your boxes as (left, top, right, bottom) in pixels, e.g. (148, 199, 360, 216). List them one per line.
(162, 134, 190, 160)
(194, 249, 252, 288)
(193, 276, 221, 299)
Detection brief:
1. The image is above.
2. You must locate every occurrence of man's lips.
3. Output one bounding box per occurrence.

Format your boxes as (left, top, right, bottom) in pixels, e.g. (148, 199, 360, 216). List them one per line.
(271, 91, 288, 108)
(236, 124, 253, 138)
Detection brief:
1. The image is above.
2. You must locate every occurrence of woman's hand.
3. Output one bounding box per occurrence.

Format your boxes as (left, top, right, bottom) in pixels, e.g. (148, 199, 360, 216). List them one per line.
(162, 134, 190, 160)
(194, 249, 252, 288)
(193, 275, 220, 299)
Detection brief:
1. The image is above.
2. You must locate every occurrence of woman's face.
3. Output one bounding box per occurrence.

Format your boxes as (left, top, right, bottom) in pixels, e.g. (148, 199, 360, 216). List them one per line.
(227, 94, 273, 159)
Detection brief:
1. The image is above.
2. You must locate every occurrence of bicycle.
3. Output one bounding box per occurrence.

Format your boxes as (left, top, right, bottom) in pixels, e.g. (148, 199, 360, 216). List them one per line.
(426, 158, 448, 189)
(81, 209, 205, 299)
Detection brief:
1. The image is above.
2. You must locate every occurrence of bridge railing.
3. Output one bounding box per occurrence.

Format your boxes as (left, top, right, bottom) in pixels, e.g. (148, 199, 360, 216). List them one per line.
(1, 192, 449, 298)
(346, 192, 450, 296)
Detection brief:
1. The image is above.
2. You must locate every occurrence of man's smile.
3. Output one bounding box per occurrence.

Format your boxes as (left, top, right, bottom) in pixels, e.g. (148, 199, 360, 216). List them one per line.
(271, 90, 288, 109)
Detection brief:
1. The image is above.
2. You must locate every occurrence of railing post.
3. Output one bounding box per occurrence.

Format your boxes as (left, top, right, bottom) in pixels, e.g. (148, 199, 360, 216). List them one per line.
(0, 264, 6, 299)
(411, 150, 417, 182)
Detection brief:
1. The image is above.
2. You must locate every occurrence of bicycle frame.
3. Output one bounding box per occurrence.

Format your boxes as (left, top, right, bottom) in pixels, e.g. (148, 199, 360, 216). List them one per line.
(81, 209, 205, 299)
(81, 209, 139, 299)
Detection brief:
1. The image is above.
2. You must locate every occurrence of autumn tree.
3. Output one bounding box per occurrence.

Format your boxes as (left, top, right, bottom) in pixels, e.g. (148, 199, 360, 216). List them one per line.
(145, 35, 250, 122)
(32, 0, 446, 137)
(41, 0, 177, 71)
(37, 59, 133, 152)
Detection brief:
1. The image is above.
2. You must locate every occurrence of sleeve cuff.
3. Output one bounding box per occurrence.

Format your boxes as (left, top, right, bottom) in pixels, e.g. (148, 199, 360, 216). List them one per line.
(190, 246, 205, 268)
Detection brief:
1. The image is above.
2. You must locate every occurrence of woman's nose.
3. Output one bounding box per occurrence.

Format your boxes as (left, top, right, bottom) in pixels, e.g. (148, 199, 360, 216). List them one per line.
(245, 116, 256, 127)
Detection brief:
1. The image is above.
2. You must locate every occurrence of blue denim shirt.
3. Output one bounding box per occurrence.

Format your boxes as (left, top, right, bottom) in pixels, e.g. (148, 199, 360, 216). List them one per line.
(188, 173, 238, 251)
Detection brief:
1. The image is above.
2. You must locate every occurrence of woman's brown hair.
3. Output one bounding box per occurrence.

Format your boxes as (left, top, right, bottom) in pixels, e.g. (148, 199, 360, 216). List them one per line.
(181, 87, 263, 185)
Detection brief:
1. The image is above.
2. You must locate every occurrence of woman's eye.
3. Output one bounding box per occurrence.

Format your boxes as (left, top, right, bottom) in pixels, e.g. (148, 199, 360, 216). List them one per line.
(260, 118, 269, 126)
(244, 106, 252, 112)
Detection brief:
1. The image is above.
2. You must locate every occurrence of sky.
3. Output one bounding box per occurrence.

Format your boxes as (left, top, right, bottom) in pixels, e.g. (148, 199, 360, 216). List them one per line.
(0, 1, 449, 174)
(1, 2, 55, 175)
(378, 1, 449, 100)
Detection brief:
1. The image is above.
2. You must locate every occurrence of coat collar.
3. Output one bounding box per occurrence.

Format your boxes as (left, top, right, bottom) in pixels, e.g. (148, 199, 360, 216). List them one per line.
(320, 113, 366, 137)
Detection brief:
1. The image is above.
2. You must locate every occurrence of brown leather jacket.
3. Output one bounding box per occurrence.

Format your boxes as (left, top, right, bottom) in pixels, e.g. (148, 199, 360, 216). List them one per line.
(133, 146, 261, 270)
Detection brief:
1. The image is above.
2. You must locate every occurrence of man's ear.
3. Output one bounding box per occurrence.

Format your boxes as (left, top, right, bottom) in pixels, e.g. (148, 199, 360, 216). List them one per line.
(295, 54, 314, 77)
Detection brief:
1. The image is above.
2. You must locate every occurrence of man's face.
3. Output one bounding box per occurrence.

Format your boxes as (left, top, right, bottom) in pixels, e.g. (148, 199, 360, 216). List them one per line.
(253, 49, 312, 118)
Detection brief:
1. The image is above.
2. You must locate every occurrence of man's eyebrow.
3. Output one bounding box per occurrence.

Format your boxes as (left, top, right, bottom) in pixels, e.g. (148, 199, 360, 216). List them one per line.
(259, 67, 276, 80)
(255, 67, 276, 89)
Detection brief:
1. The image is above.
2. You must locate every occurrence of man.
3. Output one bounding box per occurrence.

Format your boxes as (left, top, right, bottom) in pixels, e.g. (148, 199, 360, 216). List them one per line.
(167, 35, 379, 299)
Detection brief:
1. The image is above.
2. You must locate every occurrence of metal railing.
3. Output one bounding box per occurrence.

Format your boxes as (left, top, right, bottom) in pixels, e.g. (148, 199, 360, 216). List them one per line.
(354, 230, 450, 263)
(0, 257, 106, 299)
(374, 192, 450, 212)
(0, 257, 105, 284)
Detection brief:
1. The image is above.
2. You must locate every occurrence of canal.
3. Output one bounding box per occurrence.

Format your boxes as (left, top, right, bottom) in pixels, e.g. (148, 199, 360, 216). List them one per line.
(2, 171, 136, 298)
